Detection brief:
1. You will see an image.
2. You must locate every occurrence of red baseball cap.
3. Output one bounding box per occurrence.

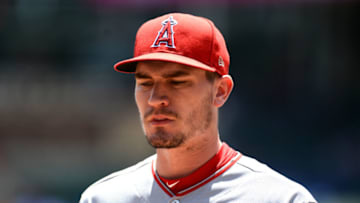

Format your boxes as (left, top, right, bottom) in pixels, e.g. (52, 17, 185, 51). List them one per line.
(114, 13, 230, 76)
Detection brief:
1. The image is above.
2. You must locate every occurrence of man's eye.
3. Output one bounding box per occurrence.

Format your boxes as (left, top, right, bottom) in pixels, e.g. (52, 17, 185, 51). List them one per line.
(139, 82, 153, 86)
(171, 80, 186, 85)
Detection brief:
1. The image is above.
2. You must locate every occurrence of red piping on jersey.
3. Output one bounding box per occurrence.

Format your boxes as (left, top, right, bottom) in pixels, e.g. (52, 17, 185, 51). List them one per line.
(152, 162, 176, 197)
(152, 143, 242, 197)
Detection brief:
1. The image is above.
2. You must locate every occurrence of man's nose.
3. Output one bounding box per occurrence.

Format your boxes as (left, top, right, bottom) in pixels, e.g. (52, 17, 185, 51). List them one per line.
(148, 83, 169, 107)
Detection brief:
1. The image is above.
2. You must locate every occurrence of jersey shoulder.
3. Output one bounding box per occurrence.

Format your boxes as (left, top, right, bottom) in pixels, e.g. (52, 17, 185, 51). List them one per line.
(79, 154, 156, 203)
(229, 154, 317, 203)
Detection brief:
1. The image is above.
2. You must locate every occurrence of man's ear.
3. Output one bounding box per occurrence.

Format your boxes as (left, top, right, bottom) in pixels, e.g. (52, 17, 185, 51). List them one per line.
(213, 75, 234, 108)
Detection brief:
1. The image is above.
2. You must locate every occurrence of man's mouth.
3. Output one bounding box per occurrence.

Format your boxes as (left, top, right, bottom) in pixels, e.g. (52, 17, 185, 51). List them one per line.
(148, 115, 175, 126)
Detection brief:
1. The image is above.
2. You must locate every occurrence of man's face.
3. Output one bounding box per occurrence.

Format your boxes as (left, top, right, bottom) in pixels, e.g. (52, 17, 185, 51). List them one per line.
(134, 61, 216, 148)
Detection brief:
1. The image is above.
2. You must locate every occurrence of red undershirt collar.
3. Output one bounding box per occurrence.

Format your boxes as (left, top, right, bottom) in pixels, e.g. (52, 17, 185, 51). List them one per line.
(152, 142, 241, 197)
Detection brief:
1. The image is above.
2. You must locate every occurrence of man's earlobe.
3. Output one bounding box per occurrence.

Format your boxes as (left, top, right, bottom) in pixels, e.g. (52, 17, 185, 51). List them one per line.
(214, 75, 234, 107)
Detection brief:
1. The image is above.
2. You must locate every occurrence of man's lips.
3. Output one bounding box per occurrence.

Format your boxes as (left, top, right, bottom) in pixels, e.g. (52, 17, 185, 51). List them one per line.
(147, 115, 175, 126)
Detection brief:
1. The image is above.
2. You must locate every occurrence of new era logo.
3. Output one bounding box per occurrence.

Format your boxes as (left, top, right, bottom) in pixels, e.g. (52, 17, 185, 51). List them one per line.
(218, 56, 225, 67)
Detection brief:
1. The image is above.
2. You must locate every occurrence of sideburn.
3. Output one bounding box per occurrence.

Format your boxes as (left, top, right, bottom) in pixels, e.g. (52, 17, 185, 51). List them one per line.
(185, 90, 214, 135)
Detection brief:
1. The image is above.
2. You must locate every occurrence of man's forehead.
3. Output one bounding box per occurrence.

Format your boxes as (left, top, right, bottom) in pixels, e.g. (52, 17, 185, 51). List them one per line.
(135, 61, 204, 78)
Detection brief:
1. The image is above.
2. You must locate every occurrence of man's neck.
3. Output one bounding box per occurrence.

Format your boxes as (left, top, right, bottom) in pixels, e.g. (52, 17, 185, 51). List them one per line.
(155, 134, 222, 179)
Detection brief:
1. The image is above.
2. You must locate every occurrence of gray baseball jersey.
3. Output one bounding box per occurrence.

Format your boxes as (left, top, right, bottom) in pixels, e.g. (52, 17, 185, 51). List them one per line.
(80, 143, 316, 203)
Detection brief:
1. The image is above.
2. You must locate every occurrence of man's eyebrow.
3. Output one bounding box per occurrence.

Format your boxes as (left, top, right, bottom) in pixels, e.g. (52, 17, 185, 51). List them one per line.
(135, 72, 151, 79)
(135, 70, 191, 79)
(162, 70, 191, 78)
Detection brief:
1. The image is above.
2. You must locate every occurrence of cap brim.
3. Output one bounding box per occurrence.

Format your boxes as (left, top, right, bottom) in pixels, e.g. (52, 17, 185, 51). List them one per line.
(114, 52, 216, 74)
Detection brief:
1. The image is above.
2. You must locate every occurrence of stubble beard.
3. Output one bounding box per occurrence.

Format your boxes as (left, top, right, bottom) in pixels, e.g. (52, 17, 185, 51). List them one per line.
(141, 92, 214, 149)
(146, 127, 185, 148)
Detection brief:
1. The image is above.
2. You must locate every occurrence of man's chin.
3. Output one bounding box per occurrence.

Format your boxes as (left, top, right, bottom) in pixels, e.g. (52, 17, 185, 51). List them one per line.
(145, 131, 185, 149)
(152, 144, 179, 149)
(146, 138, 183, 149)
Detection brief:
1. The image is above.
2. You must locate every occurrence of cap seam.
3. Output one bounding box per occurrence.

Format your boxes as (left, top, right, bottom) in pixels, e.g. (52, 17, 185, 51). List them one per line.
(205, 18, 215, 69)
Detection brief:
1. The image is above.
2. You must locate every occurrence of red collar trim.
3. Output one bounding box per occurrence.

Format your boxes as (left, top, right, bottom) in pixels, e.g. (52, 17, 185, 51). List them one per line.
(151, 143, 242, 197)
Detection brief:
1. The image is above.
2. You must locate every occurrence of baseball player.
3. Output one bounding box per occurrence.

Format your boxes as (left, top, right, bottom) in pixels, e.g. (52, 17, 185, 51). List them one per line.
(80, 13, 317, 203)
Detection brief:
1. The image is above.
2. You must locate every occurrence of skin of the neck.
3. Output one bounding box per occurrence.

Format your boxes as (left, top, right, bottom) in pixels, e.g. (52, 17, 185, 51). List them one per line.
(155, 111, 222, 180)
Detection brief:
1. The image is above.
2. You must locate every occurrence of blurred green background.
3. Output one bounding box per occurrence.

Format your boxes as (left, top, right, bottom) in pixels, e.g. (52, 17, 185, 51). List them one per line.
(0, 0, 359, 202)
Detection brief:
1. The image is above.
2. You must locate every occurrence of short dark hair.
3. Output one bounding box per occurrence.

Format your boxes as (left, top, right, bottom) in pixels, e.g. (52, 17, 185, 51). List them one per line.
(205, 71, 221, 82)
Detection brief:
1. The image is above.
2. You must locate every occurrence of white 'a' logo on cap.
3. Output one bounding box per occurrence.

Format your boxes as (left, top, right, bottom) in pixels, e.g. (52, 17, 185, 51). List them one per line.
(151, 16, 177, 48)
